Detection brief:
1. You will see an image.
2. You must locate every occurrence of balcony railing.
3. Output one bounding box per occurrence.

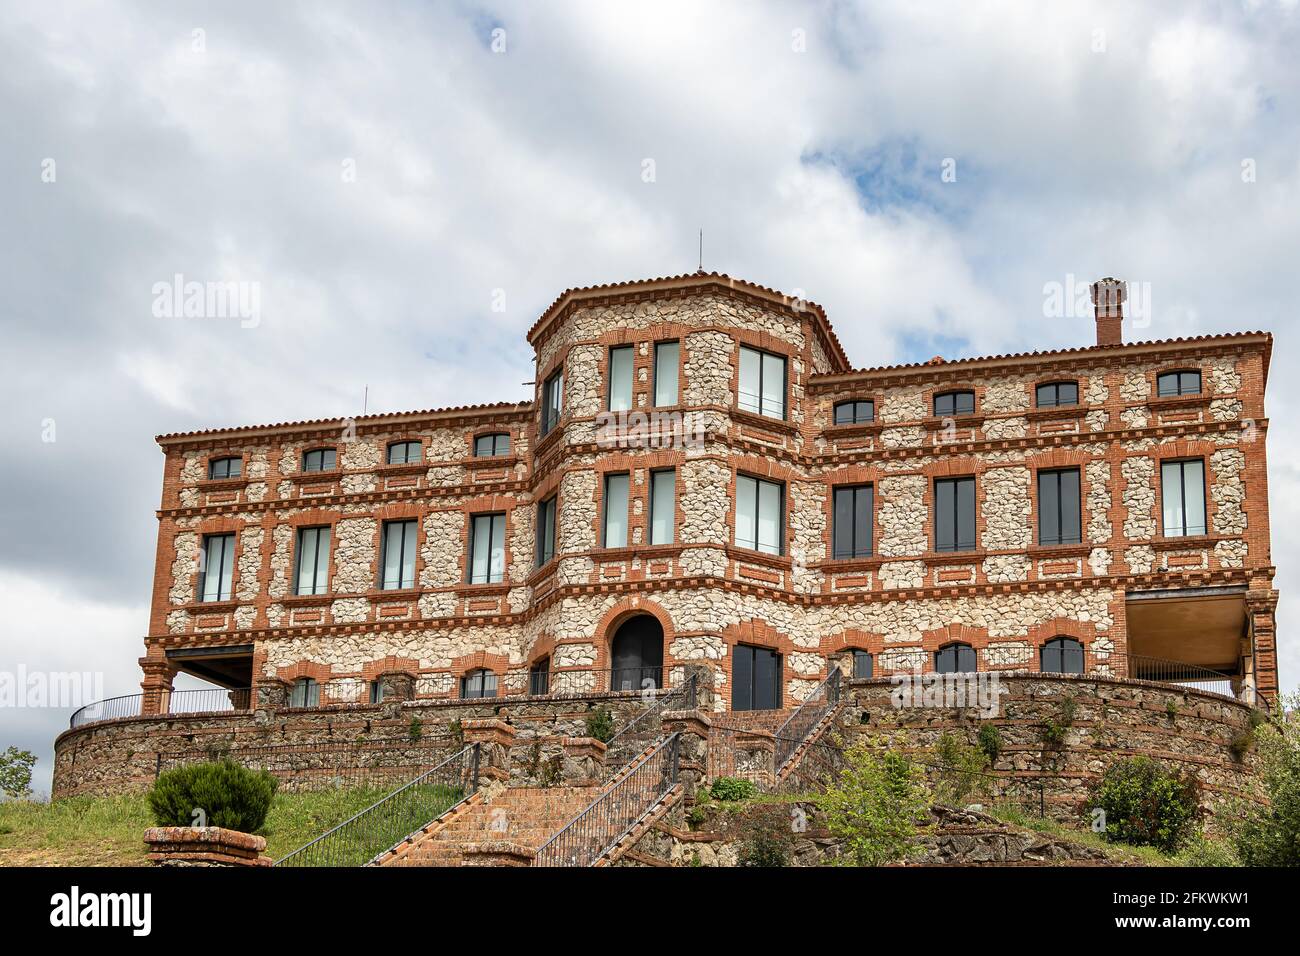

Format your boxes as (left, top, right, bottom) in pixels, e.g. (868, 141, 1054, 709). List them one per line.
(1125, 654, 1237, 699)
(68, 688, 252, 729)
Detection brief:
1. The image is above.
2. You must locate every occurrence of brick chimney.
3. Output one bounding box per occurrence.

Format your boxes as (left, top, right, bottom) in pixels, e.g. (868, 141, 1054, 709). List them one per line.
(1090, 277, 1125, 346)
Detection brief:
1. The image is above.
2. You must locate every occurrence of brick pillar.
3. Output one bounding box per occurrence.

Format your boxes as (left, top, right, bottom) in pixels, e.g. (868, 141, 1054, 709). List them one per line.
(253, 677, 288, 727)
(375, 668, 417, 719)
(139, 658, 177, 716)
(1246, 586, 1280, 702)
(461, 718, 516, 786)
(660, 708, 712, 801)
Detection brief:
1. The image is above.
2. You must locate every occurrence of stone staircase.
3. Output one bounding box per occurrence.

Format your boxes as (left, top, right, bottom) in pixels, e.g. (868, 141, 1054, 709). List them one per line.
(378, 784, 598, 867)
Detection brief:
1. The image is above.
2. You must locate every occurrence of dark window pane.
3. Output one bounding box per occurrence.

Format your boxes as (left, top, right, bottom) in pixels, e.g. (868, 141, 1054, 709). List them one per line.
(1039, 471, 1060, 543)
(1059, 469, 1081, 543)
(956, 478, 976, 551)
(1059, 382, 1078, 405)
(754, 647, 781, 710)
(855, 487, 872, 557)
(1181, 371, 1201, 394)
(852, 650, 873, 679)
(834, 402, 854, 425)
(732, 645, 754, 712)
(935, 479, 955, 551)
(833, 488, 854, 559)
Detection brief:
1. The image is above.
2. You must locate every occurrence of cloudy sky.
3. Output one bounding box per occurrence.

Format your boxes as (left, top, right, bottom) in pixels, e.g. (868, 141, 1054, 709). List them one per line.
(2, 0, 1298, 795)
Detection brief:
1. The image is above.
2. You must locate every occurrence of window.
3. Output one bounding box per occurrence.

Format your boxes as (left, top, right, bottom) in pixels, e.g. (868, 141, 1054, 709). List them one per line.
(649, 469, 676, 545)
(369, 681, 385, 704)
(935, 642, 977, 674)
(933, 477, 976, 552)
(833, 400, 875, 425)
(200, 533, 235, 602)
(380, 519, 417, 589)
(208, 457, 241, 480)
(461, 668, 498, 700)
(467, 513, 506, 584)
(386, 441, 422, 465)
(732, 643, 782, 711)
(602, 473, 629, 548)
(738, 346, 786, 419)
(1157, 370, 1201, 397)
(294, 526, 331, 596)
(1037, 468, 1081, 545)
(1041, 637, 1085, 675)
(474, 433, 511, 457)
(535, 496, 557, 567)
(735, 474, 784, 555)
(654, 341, 679, 406)
(1036, 381, 1079, 408)
(832, 485, 873, 559)
(607, 346, 634, 412)
(852, 650, 873, 679)
(1161, 459, 1207, 537)
(528, 657, 550, 696)
(302, 448, 336, 472)
(288, 678, 319, 709)
(933, 390, 975, 417)
(541, 369, 563, 436)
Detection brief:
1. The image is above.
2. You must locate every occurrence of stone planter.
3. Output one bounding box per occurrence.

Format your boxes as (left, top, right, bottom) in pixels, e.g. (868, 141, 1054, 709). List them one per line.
(144, 826, 272, 867)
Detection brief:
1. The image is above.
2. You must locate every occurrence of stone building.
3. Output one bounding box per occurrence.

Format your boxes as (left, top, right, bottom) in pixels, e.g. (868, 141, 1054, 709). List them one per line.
(124, 272, 1276, 722)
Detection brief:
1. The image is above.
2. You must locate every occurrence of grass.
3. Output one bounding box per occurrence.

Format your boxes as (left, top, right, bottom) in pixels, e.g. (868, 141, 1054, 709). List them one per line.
(986, 803, 1189, 866)
(0, 784, 455, 867)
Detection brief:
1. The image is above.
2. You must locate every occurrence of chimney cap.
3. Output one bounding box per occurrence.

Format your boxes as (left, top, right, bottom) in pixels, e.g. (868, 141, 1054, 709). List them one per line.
(1090, 276, 1127, 305)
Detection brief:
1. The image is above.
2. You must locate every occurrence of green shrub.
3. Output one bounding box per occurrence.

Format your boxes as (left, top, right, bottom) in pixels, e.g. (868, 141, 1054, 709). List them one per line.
(585, 706, 616, 743)
(1226, 691, 1300, 866)
(147, 760, 277, 833)
(1175, 834, 1241, 867)
(1040, 694, 1077, 750)
(929, 732, 991, 806)
(1165, 699, 1179, 721)
(1228, 729, 1254, 762)
(408, 716, 423, 742)
(817, 741, 928, 867)
(0, 746, 36, 799)
(976, 724, 1002, 764)
(710, 776, 759, 802)
(1086, 756, 1200, 853)
(736, 803, 796, 867)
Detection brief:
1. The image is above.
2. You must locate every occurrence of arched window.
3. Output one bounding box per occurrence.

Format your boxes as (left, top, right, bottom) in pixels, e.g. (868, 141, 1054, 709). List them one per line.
(386, 440, 423, 465)
(288, 677, 319, 708)
(1156, 369, 1201, 397)
(933, 390, 975, 417)
(302, 447, 336, 472)
(833, 400, 875, 425)
(852, 650, 873, 679)
(1040, 637, 1085, 675)
(528, 657, 550, 696)
(474, 433, 511, 457)
(935, 642, 977, 674)
(460, 668, 498, 700)
(1035, 381, 1078, 408)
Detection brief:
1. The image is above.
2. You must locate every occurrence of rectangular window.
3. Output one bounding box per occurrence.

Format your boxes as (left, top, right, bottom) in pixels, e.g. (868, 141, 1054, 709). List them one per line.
(736, 474, 784, 555)
(541, 369, 564, 436)
(1037, 468, 1082, 545)
(535, 496, 557, 567)
(934, 477, 977, 552)
(649, 468, 676, 545)
(607, 346, 634, 412)
(1035, 382, 1079, 408)
(294, 526, 331, 595)
(387, 441, 422, 465)
(738, 346, 786, 419)
(473, 433, 510, 457)
(933, 391, 976, 417)
(200, 533, 235, 602)
(832, 485, 873, 559)
(602, 473, 629, 548)
(369, 681, 385, 704)
(732, 644, 782, 711)
(653, 341, 679, 407)
(834, 400, 874, 425)
(380, 519, 417, 589)
(1161, 459, 1207, 537)
(1157, 370, 1202, 397)
(302, 448, 336, 472)
(467, 513, 506, 584)
(208, 457, 241, 480)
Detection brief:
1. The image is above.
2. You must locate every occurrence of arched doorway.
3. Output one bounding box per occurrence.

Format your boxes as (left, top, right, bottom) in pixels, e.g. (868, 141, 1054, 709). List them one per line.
(609, 614, 664, 691)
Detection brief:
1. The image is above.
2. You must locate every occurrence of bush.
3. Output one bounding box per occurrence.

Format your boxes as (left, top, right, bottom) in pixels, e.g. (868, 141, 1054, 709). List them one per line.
(0, 747, 36, 799)
(817, 741, 928, 866)
(928, 732, 991, 806)
(147, 760, 278, 833)
(736, 803, 798, 867)
(710, 777, 759, 802)
(585, 706, 615, 743)
(976, 724, 1002, 764)
(1175, 834, 1241, 867)
(1227, 691, 1300, 866)
(1086, 756, 1200, 853)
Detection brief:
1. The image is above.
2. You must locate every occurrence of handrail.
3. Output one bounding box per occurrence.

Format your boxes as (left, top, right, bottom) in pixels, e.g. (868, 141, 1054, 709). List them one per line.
(602, 674, 695, 767)
(533, 732, 680, 867)
(774, 669, 842, 772)
(69, 688, 252, 728)
(273, 744, 479, 867)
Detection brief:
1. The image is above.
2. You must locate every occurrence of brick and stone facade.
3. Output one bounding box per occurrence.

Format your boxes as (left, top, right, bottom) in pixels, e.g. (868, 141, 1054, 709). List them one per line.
(54, 272, 1279, 796)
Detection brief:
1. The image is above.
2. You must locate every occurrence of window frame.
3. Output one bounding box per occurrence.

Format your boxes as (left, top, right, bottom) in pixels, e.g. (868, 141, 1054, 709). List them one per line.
(933, 390, 976, 417)
(535, 495, 557, 567)
(851, 649, 874, 679)
(732, 643, 783, 712)
(293, 525, 332, 596)
(379, 518, 418, 590)
(935, 642, 977, 674)
(601, 472, 630, 549)
(1035, 381, 1079, 408)
(528, 657, 550, 696)
(473, 433, 511, 457)
(1037, 467, 1082, 546)
(288, 677, 319, 709)
(301, 447, 337, 473)
(734, 473, 785, 556)
(607, 345, 634, 412)
(1156, 369, 1202, 398)
(1160, 457, 1208, 538)
(1040, 636, 1085, 675)
(207, 456, 242, 480)
(460, 668, 498, 700)
(200, 532, 236, 602)
(653, 340, 680, 407)
(832, 484, 874, 560)
(833, 400, 875, 425)
(648, 467, 676, 546)
(386, 440, 423, 465)
(466, 512, 507, 585)
(541, 368, 564, 437)
(933, 476, 977, 553)
(737, 345, 788, 420)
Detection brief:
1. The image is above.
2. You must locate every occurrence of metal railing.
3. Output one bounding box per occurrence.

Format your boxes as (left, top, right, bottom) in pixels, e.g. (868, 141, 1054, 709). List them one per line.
(774, 669, 841, 772)
(69, 688, 252, 728)
(534, 733, 680, 867)
(1126, 655, 1236, 699)
(602, 674, 695, 772)
(274, 744, 479, 867)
